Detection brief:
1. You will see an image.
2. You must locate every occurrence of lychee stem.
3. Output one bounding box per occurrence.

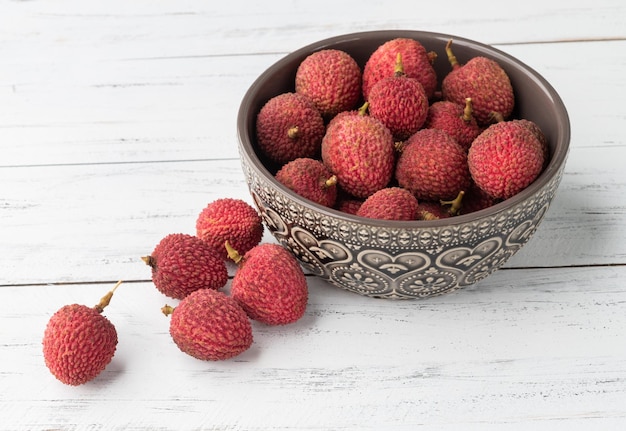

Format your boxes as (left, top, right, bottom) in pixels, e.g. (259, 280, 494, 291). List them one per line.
(462, 98, 474, 123)
(357, 101, 369, 116)
(420, 210, 440, 221)
(445, 39, 460, 69)
(141, 255, 155, 267)
(94, 280, 123, 313)
(427, 51, 438, 65)
(394, 141, 406, 153)
(287, 126, 300, 139)
(225, 241, 243, 265)
(440, 190, 465, 216)
(489, 111, 505, 123)
(161, 305, 175, 317)
(323, 175, 338, 189)
(394, 53, 405, 77)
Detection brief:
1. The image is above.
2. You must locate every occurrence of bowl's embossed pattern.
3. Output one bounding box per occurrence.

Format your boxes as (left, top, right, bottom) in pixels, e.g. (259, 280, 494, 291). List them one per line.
(242, 159, 564, 299)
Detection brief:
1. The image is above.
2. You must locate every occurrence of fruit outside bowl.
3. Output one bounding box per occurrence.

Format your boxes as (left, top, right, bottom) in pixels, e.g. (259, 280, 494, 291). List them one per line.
(236, 30, 570, 299)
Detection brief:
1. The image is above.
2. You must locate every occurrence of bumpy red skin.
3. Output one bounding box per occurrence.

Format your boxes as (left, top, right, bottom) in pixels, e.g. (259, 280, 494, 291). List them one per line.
(442, 56, 514, 126)
(169, 289, 253, 361)
(424, 100, 481, 151)
(356, 187, 419, 221)
(395, 128, 471, 201)
(321, 114, 395, 199)
(148, 233, 228, 299)
(295, 49, 362, 118)
(255, 92, 325, 164)
(468, 121, 545, 200)
(196, 198, 264, 260)
(231, 243, 308, 326)
(368, 76, 429, 141)
(43, 304, 117, 385)
(363, 38, 438, 100)
(275, 157, 337, 207)
(336, 196, 363, 215)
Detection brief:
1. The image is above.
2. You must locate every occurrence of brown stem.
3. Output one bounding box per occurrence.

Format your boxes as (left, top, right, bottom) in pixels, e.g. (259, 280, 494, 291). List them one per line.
(394, 53, 405, 76)
(489, 111, 505, 123)
(94, 280, 123, 313)
(427, 51, 438, 65)
(462, 98, 474, 123)
(445, 39, 460, 69)
(323, 175, 338, 189)
(357, 101, 369, 116)
(141, 255, 155, 267)
(225, 241, 243, 265)
(440, 190, 465, 216)
(161, 305, 175, 317)
(420, 210, 440, 221)
(287, 126, 300, 139)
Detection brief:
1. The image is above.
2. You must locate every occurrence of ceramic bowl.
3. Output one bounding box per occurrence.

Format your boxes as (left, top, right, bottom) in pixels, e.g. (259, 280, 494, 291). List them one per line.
(236, 30, 570, 299)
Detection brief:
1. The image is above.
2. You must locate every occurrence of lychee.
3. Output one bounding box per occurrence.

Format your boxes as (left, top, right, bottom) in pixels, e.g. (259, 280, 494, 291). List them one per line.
(442, 39, 514, 125)
(255, 92, 326, 164)
(468, 120, 545, 200)
(335, 195, 363, 215)
(275, 157, 338, 208)
(162, 288, 253, 361)
(321, 110, 395, 199)
(295, 49, 362, 119)
(227, 242, 308, 326)
(367, 53, 429, 141)
(142, 233, 228, 300)
(196, 198, 264, 260)
(42, 281, 122, 386)
(395, 128, 471, 201)
(363, 37, 438, 100)
(356, 187, 419, 221)
(424, 98, 481, 151)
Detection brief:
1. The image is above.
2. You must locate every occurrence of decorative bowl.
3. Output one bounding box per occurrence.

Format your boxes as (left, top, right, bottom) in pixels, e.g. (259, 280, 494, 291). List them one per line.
(236, 30, 570, 299)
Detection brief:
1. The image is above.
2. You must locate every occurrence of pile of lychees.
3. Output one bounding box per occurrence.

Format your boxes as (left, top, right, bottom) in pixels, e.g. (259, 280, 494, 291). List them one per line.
(42, 197, 306, 385)
(257, 38, 549, 220)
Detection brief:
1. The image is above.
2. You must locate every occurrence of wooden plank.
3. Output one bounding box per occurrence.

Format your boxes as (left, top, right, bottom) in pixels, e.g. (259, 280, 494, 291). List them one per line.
(2, 140, 626, 286)
(2, 266, 625, 429)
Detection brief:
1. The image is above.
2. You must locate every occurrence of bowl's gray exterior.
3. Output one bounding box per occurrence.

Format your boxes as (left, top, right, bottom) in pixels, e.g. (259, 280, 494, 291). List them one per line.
(237, 30, 570, 299)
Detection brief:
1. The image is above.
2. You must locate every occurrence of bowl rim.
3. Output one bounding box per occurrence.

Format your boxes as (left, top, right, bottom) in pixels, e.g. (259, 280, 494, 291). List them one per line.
(237, 29, 571, 228)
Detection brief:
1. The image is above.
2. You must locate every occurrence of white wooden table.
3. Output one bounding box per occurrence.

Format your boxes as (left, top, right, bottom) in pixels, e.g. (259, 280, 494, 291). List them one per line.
(2, 1, 626, 429)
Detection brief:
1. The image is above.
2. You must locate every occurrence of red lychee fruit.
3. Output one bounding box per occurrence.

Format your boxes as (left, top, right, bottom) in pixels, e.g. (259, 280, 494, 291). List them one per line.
(295, 49, 362, 119)
(335, 195, 363, 215)
(275, 157, 338, 207)
(363, 37, 438, 100)
(196, 198, 264, 260)
(255, 92, 326, 164)
(227, 242, 308, 326)
(442, 39, 514, 126)
(468, 120, 545, 200)
(395, 128, 471, 201)
(424, 98, 482, 151)
(162, 288, 253, 361)
(42, 281, 122, 385)
(356, 187, 419, 221)
(321, 110, 395, 199)
(142, 233, 228, 300)
(367, 53, 429, 141)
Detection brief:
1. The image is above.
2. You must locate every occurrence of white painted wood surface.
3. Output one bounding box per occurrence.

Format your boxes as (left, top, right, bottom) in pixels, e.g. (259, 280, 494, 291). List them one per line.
(1, 1, 625, 429)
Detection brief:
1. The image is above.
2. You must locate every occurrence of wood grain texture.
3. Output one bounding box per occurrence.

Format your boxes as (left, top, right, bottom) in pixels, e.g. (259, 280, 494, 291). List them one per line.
(1, 0, 626, 429)
(2, 267, 626, 430)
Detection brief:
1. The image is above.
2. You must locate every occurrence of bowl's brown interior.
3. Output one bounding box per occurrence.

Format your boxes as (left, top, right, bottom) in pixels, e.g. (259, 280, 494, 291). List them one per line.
(237, 30, 570, 226)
